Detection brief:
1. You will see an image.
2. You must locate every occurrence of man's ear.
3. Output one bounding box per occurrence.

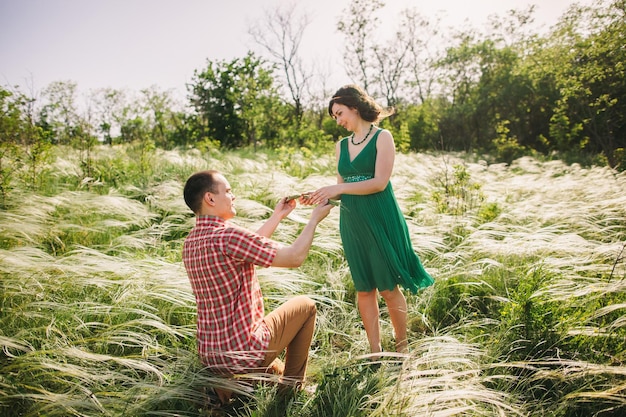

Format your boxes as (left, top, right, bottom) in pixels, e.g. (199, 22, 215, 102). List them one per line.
(204, 192, 215, 206)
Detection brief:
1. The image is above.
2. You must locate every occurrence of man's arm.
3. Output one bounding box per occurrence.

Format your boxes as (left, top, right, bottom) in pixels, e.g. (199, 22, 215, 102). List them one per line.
(256, 197, 296, 238)
(271, 203, 333, 268)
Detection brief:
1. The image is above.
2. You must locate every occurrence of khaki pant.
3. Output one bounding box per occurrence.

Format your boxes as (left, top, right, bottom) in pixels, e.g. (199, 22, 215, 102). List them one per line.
(262, 295, 317, 384)
(212, 296, 316, 405)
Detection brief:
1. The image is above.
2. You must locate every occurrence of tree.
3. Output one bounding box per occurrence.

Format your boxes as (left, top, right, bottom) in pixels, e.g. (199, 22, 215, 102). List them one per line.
(249, 2, 311, 127)
(74, 96, 98, 181)
(0, 85, 53, 192)
(547, 0, 626, 168)
(0, 87, 27, 204)
(404, 9, 444, 104)
(91, 88, 125, 145)
(436, 31, 484, 152)
(337, 1, 433, 109)
(39, 81, 81, 145)
(39, 81, 99, 180)
(188, 52, 280, 149)
(337, 0, 384, 93)
(433, 6, 546, 155)
(0, 87, 26, 144)
(139, 86, 179, 149)
(119, 116, 149, 144)
(371, 29, 410, 107)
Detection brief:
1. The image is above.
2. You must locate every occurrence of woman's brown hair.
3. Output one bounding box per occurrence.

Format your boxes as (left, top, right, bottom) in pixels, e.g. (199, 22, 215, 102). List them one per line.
(328, 84, 394, 123)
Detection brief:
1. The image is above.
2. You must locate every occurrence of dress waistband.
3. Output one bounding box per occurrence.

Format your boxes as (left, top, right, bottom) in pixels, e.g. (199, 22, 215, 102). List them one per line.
(343, 174, 373, 183)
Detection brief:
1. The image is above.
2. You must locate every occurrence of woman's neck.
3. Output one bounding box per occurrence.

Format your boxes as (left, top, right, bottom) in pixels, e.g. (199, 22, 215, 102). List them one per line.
(353, 121, 373, 137)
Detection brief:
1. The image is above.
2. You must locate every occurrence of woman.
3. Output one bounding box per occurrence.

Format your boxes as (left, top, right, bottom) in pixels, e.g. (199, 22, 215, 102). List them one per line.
(304, 84, 433, 354)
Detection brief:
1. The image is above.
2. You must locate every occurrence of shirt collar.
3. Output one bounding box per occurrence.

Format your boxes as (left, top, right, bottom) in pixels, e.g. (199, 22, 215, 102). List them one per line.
(195, 215, 226, 227)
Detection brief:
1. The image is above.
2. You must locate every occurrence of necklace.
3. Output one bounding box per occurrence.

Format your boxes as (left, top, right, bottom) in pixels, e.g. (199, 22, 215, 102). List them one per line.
(350, 124, 374, 146)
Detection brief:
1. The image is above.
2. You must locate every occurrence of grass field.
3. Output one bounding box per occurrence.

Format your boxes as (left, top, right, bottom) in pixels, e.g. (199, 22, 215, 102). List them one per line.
(1, 145, 625, 416)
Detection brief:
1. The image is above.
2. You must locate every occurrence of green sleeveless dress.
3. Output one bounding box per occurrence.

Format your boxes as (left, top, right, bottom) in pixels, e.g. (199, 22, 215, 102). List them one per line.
(338, 129, 434, 294)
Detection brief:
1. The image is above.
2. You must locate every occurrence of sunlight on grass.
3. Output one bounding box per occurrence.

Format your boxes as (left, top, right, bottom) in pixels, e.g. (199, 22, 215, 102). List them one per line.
(1, 145, 624, 416)
(376, 336, 524, 416)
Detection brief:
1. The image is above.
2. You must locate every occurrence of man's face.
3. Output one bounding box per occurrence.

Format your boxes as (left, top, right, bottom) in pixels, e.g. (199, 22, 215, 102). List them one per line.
(210, 174, 236, 220)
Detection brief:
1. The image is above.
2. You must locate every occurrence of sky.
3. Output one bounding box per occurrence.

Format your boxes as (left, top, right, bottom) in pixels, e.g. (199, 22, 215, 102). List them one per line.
(0, 0, 594, 102)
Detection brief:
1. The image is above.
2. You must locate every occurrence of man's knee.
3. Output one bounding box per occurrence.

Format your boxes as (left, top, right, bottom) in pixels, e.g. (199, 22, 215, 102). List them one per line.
(293, 295, 316, 316)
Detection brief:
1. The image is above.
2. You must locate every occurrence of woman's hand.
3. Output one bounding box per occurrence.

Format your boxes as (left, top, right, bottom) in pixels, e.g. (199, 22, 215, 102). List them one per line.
(301, 185, 340, 206)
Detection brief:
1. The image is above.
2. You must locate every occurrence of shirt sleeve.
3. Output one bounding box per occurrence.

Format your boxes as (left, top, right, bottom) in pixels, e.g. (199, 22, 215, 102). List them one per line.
(221, 225, 279, 268)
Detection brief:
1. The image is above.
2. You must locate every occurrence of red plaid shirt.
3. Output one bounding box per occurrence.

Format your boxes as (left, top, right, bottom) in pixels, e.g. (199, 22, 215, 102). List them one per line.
(182, 215, 279, 374)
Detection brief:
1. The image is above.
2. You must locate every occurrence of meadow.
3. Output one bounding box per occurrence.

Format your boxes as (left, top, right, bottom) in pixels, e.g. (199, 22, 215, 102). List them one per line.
(1, 144, 625, 416)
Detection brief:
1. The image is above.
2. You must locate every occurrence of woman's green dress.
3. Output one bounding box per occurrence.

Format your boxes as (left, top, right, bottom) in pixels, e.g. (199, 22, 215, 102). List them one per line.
(338, 128, 434, 294)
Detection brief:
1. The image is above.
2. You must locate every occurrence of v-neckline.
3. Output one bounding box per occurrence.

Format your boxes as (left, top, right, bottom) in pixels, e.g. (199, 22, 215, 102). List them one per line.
(347, 129, 378, 163)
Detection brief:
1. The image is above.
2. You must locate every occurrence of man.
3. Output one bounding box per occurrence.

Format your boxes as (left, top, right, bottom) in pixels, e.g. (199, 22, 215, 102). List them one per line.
(182, 170, 333, 396)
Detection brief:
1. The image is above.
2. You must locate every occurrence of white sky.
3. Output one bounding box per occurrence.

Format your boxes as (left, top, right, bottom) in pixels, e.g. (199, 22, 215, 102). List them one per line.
(0, 0, 593, 101)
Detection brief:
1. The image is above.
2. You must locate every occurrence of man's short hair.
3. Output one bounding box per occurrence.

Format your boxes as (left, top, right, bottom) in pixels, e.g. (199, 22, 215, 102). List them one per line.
(183, 170, 220, 214)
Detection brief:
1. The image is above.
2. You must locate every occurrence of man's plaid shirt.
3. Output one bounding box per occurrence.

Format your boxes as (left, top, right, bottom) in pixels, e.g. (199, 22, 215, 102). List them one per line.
(182, 215, 279, 374)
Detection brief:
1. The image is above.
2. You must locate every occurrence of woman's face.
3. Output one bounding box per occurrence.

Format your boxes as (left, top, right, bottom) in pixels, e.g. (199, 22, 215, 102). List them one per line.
(331, 103, 360, 132)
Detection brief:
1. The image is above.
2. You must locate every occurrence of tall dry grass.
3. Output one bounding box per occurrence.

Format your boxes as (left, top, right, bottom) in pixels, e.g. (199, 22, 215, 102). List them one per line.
(1, 145, 624, 416)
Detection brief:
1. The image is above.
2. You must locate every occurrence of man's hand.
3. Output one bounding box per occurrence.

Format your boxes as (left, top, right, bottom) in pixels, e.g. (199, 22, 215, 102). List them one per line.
(271, 200, 335, 268)
(257, 197, 296, 238)
(274, 196, 297, 220)
(310, 200, 334, 224)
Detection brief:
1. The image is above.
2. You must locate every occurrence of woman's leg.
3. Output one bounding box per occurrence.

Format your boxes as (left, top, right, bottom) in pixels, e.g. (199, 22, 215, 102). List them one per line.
(262, 295, 316, 384)
(380, 286, 408, 353)
(357, 290, 382, 353)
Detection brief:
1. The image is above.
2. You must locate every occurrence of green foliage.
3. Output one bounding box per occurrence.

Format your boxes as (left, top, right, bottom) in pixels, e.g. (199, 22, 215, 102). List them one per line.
(477, 201, 502, 223)
(0, 86, 55, 198)
(321, 115, 349, 142)
(127, 138, 156, 186)
(189, 52, 281, 149)
(120, 116, 149, 143)
(545, 0, 626, 169)
(616, 147, 626, 171)
(302, 365, 386, 417)
(389, 120, 411, 154)
(0, 141, 21, 207)
(0, 87, 30, 144)
(427, 0, 626, 168)
(91, 149, 136, 189)
(491, 119, 528, 165)
(1, 116, 625, 416)
(279, 123, 335, 153)
(195, 137, 222, 155)
(425, 275, 499, 331)
(487, 262, 626, 416)
(22, 135, 53, 191)
(498, 265, 562, 359)
(2, 1, 625, 171)
(402, 102, 440, 152)
(273, 145, 335, 179)
(431, 163, 485, 215)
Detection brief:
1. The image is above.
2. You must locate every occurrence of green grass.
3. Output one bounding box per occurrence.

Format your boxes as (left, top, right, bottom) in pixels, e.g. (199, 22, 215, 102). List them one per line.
(1, 145, 625, 416)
